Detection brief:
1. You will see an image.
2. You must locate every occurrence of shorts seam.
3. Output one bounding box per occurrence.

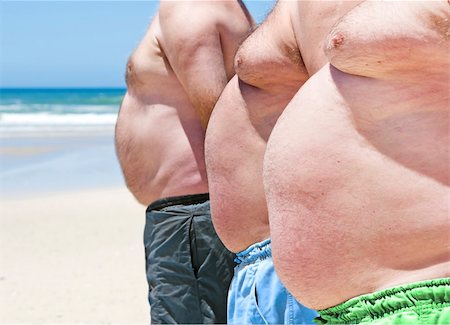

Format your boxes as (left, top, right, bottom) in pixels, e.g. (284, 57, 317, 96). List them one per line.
(356, 301, 450, 323)
(319, 278, 450, 316)
(358, 281, 450, 303)
(287, 292, 294, 324)
(235, 254, 272, 268)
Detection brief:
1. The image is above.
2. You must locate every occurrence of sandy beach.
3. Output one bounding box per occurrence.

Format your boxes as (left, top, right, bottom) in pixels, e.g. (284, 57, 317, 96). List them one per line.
(0, 130, 150, 323)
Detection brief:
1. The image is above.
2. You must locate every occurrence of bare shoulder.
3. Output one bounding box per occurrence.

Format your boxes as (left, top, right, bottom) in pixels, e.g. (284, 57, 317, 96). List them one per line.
(157, 0, 253, 85)
(158, 1, 251, 38)
(325, 0, 450, 79)
(157, 0, 253, 70)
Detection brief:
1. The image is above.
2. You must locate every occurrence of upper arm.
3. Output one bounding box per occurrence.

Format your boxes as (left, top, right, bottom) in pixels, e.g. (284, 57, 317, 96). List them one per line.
(324, 0, 450, 80)
(158, 2, 234, 129)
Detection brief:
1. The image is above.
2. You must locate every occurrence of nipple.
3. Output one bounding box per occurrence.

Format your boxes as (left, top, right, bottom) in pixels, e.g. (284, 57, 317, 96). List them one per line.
(329, 32, 345, 49)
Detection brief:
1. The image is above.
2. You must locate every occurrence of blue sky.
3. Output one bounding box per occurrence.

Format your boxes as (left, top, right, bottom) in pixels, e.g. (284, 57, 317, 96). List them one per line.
(0, 1, 275, 88)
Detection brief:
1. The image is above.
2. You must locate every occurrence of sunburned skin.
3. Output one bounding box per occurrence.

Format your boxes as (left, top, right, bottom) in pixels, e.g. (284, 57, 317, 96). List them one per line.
(115, 2, 252, 205)
(264, 0, 450, 310)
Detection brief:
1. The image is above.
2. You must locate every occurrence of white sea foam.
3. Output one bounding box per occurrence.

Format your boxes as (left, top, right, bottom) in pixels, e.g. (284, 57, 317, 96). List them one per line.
(0, 113, 117, 125)
(0, 89, 123, 136)
(0, 113, 118, 136)
(0, 104, 119, 114)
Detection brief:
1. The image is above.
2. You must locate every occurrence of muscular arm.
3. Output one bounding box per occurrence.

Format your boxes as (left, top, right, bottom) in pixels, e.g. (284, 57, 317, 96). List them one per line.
(325, 0, 450, 79)
(158, 2, 238, 129)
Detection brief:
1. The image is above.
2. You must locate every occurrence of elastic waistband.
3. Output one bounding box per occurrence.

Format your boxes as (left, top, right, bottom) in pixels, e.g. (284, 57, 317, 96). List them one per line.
(317, 278, 450, 324)
(146, 193, 209, 211)
(235, 238, 272, 265)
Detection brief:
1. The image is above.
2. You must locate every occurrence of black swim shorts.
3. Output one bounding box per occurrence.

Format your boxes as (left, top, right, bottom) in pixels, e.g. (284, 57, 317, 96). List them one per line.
(144, 193, 235, 324)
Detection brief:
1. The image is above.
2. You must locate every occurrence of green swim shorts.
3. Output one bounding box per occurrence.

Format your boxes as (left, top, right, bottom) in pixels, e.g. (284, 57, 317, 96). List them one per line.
(315, 278, 450, 324)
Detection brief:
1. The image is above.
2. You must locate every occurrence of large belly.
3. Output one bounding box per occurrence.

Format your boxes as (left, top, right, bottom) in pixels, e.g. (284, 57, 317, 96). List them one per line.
(205, 78, 287, 253)
(264, 65, 450, 309)
(116, 101, 208, 205)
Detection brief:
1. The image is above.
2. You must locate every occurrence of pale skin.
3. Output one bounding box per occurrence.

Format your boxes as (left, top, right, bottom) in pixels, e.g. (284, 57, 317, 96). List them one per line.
(264, 0, 450, 310)
(115, 1, 253, 205)
(205, 0, 310, 253)
(205, 0, 363, 253)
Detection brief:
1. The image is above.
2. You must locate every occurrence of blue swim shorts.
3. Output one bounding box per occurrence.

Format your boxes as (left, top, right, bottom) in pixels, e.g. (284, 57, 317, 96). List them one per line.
(227, 238, 318, 324)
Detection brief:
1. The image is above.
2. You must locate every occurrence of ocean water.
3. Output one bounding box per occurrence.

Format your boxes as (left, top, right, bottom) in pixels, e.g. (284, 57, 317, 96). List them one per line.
(0, 88, 129, 198)
(0, 88, 125, 134)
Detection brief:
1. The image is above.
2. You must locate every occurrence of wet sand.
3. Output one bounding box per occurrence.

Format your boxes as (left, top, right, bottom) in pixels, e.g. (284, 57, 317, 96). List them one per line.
(0, 131, 150, 323)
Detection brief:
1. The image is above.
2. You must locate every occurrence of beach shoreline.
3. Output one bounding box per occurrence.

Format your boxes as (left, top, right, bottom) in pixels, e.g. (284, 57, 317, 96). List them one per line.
(0, 129, 125, 199)
(0, 111, 150, 323)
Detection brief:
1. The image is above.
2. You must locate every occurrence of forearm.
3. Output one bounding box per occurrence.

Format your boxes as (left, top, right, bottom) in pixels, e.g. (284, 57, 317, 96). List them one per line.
(175, 46, 229, 129)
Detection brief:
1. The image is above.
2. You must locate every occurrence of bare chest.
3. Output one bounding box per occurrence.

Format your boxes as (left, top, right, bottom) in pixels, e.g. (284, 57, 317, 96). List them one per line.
(332, 70, 449, 185)
(292, 1, 364, 74)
